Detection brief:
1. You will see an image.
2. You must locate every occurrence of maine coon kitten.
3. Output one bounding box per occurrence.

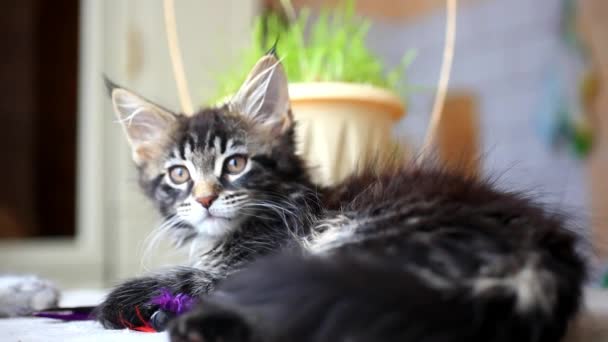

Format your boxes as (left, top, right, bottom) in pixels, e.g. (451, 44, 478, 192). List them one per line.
(97, 53, 585, 342)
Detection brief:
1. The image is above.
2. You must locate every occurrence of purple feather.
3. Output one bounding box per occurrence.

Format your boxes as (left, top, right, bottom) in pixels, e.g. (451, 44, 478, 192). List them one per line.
(33, 306, 95, 321)
(33, 311, 92, 321)
(150, 288, 196, 315)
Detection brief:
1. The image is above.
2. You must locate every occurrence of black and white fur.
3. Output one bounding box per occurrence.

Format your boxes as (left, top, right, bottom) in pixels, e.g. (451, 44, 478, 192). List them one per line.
(97, 54, 585, 342)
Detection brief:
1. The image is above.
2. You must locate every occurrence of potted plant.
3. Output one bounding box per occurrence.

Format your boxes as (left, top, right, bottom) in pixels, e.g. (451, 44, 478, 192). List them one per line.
(213, 0, 414, 185)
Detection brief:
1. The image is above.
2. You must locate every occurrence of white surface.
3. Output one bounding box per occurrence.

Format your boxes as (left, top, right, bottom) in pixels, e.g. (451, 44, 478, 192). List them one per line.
(1, 319, 168, 342)
(1, 288, 607, 341)
(0, 290, 167, 342)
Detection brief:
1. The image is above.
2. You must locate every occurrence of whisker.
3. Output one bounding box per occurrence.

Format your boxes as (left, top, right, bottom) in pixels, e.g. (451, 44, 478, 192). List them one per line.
(140, 215, 185, 270)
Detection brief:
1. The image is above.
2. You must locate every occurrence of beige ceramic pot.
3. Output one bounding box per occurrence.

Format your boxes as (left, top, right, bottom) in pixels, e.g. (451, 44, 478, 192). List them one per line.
(289, 82, 407, 185)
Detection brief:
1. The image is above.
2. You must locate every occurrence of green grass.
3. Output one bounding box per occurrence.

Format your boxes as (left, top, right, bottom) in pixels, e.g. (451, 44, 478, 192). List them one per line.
(211, 0, 415, 104)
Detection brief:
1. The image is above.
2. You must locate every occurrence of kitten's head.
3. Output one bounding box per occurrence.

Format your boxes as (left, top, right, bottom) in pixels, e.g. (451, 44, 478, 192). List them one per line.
(108, 54, 309, 243)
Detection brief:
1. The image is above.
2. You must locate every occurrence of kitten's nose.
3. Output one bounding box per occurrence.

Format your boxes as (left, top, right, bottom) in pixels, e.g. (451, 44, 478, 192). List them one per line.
(196, 195, 218, 209)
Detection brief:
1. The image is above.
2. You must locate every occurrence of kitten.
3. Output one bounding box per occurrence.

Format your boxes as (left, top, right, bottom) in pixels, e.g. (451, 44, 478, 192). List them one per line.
(97, 53, 585, 342)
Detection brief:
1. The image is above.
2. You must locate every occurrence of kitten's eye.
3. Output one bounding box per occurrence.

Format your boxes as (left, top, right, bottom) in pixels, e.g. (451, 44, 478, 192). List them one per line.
(168, 165, 190, 184)
(224, 155, 248, 175)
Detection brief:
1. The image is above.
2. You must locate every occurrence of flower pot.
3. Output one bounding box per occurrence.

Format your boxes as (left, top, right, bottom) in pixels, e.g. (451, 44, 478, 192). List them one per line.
(289, 82, 407, 185)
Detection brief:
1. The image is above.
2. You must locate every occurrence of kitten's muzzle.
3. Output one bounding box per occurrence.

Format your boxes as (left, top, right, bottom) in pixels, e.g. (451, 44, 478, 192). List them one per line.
(196, 195, 218, 209)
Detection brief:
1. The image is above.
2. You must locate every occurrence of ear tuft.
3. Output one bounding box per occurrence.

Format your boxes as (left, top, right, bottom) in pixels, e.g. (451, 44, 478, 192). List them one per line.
(103, 74, 118, 97)
(266, 37, 280, 57)
(230, 55, 292, 134)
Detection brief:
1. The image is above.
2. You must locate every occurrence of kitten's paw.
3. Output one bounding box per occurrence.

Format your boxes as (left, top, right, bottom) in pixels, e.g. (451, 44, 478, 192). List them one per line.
(169, 306, 254, 342)
(96, 277, 162, 330)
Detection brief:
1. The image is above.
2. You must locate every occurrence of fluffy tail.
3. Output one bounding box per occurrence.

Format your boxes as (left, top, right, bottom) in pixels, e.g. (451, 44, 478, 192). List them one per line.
(170, 251, 583, 342)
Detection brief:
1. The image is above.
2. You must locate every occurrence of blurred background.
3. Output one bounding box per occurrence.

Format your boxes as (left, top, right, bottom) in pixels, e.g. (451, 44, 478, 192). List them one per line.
(0, 0, 606, 289)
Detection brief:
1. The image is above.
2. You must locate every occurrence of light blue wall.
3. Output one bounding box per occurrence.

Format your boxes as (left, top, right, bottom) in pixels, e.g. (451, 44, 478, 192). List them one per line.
(369, 0, 589, 221)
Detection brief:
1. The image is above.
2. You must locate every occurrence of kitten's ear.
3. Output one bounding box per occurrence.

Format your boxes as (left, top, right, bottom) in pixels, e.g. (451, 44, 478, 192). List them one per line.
(230, 54, 292, 134)
(105, 78, 178, 165)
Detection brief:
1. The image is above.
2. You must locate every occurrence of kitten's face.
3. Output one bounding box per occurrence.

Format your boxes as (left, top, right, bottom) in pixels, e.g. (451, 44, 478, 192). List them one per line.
(108, 55, 301, 242)
(142, 109, 299, 241)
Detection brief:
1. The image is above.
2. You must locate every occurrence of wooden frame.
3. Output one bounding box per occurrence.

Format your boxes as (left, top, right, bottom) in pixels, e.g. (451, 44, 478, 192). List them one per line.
(0, 0, 105, 288)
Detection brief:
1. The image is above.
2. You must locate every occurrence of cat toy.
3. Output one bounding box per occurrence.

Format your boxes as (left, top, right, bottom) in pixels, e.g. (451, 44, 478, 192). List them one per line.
(33, 288, 196, 332)
(146, 289, 197, 331)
